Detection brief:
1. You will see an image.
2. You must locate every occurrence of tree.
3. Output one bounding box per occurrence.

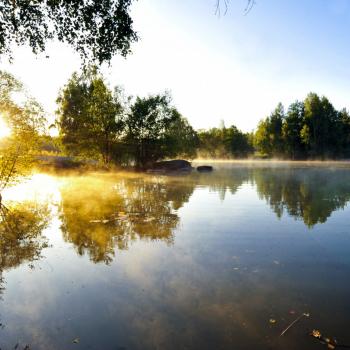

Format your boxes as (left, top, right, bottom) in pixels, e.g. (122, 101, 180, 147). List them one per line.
(57, 69, 124, 164)
(0, 71, 46, 198)
(163, 112, 199, 160)
(302, 93, 339, 158)
(227, 125, 254, 158)
(197, 128, 227, 158)
(197, 124, 253, 159)
(338, 108, 350, 157)
(254, 103, 284, 158)
(0, 0, 137, 64)
(125, 93, 182, 168)
(282, 101, 305, 159)
(254, 119, 272, 157)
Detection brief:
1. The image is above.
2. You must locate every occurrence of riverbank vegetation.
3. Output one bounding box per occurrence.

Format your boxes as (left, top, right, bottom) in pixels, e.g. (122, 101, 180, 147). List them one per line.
(56, 69, 350, 163)
(1, 68, 350, 189)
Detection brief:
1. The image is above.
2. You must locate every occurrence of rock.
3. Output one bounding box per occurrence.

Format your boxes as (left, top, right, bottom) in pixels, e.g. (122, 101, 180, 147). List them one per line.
(197, 165, 213, 172)
(150, 160, 192, 172)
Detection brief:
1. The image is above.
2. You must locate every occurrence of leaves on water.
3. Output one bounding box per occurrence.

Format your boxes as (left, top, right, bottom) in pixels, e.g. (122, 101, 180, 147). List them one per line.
(311, 329, 322, 339)
(310, 330, 338, 349)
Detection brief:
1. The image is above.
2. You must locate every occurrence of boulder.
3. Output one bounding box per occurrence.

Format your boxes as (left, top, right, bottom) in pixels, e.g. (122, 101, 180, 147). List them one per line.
(197, 165, 213, 172)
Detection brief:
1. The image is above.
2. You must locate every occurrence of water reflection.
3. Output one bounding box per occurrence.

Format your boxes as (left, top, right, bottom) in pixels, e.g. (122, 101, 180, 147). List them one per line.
(189, 166, 350, 227)
(0, 201, 50, 296)
(58, 167, 350, 266)
(252, 167, 350, 227)
(1, 166, 350, 349)
(59, 175, 195, 264)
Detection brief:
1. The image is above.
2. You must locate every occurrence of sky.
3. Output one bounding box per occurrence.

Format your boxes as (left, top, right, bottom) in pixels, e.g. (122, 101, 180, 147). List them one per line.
(2, 0, 350, 132)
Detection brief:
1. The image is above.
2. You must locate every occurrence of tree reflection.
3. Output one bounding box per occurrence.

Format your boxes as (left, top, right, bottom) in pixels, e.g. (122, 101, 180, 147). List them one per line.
(59, 166, 350, 266)
(176, 166, 350, 227)
(59, 175, 195, 264)
(0, 201, 50, 297)
(252, 167, 350, 227)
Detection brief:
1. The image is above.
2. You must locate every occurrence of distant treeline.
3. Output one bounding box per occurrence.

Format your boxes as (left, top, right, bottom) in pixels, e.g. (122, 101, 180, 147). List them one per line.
(254, 94, 350, 159)
(198, 93, 350, 160)
(53, 69, 350, 165)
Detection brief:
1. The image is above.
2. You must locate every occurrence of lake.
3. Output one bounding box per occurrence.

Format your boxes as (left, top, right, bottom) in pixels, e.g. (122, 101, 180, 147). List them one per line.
(1, 163, 350, 350)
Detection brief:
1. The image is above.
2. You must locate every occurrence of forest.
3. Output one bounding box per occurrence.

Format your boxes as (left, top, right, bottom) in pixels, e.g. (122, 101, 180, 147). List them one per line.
(52, 71, 350, 163)
(2, 68, 350, 180)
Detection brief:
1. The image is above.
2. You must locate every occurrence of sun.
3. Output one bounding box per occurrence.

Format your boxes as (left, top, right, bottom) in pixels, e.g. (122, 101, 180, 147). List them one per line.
(0, 115, 11, 139)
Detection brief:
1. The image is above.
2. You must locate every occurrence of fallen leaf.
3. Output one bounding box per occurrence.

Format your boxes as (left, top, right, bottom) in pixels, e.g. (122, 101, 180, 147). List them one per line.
(311, 330, 322, 339)
(269, 319, 276, 324)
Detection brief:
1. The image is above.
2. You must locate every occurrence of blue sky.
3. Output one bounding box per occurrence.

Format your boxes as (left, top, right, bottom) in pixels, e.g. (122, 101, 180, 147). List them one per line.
(2, 0, 350, 131)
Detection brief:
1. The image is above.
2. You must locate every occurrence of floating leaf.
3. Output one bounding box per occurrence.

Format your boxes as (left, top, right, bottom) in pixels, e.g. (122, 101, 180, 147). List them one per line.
(311, 329, 322, 339)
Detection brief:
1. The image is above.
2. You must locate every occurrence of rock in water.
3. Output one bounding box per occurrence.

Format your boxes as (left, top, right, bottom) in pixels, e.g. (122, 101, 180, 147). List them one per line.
(150, 160, 192, 172)
(197, 165, 213, 172)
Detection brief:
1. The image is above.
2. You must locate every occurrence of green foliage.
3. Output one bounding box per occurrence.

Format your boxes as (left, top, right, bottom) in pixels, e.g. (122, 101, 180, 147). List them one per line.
(254, 103, 284, 158)
(282, 101, 305, 159)
(0, 0, 137, 64)
(198, 124, 253, 159)
(57, 69, 124, 164)
(164, 112, 199, 160)
(57, 77, 350, 164)
(254, 93, 350, 159)
(125, 94, 198, 168)
(0, 71, 46, 190)
(58, 72, 199, 167)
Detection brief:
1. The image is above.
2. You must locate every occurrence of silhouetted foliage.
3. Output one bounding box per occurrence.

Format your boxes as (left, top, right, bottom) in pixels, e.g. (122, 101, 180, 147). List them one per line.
(0, 0, 137, 64)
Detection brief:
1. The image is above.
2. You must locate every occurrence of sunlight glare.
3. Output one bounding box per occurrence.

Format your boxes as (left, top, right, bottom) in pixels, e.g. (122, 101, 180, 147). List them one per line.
(0, 115, 11, 139)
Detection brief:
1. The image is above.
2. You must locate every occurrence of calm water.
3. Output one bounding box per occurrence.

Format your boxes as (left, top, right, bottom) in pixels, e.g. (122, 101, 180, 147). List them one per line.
(1, 163, 350, 350)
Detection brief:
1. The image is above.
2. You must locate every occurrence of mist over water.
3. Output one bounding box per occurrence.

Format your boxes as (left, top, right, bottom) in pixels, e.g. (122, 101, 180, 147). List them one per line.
(1, 163, 350, 349)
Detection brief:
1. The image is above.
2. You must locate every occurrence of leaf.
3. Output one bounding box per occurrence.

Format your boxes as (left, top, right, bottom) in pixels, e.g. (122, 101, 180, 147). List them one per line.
(311, 329, 322, 339)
